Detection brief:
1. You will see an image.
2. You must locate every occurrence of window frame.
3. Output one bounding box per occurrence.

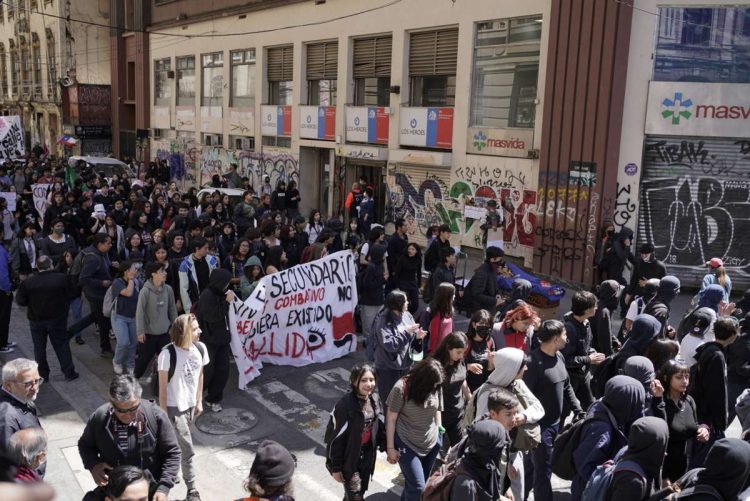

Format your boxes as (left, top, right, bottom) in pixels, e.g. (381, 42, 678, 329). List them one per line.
(176, 55, 196, 106)
(201, 52, 224, 107)
(230, 48, 256, 108)
(154, 57, 172, 106)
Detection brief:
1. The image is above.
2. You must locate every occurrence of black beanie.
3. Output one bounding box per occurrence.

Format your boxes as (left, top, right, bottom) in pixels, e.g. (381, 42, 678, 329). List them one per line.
(250, 440, 295, 487)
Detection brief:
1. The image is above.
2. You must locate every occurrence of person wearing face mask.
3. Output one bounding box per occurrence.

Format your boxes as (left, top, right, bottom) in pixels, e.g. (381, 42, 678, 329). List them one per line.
(624, 243, 666, 318)
(464, 246, 504, 316)
(594, 222, 615, 283)
(600, 227, 636, 290)
(643, 276, 681, 339)
(37, 217, 78, 268)
(465, 309, 495, 393)
(449, 420, 512, 501)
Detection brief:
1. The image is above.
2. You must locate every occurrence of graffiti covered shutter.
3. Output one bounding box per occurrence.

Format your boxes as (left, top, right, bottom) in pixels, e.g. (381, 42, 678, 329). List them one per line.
(637, 135, 750, 289)
(391, 163, 453, 247)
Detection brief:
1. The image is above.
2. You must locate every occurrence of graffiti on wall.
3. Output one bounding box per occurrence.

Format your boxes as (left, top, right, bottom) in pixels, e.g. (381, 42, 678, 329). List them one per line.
(197, 147, 300, 189)
(154, 138, 199, 183)
(638, 137, 750, 285)
(387, 162, 537, 260)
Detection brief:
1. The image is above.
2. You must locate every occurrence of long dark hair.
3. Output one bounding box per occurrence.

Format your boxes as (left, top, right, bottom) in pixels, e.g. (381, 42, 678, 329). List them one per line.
(231, 238, 251, 260)
(431, 331, 468, 370)
(265, 245, 285, 271)
(467, 309, 492, 337)
(405, 358, 444, 406)
(430, 283, 455, 318)
(349, 363, 377, 393)
(657, 359, 690, 400)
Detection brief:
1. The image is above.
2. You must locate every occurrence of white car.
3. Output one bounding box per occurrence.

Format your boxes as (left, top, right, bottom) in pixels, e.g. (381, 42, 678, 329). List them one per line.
(67, 156, 135, 180)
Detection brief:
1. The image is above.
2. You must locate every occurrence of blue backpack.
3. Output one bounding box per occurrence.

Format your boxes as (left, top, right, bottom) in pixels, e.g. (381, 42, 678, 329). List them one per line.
(582, 448, 646, 501)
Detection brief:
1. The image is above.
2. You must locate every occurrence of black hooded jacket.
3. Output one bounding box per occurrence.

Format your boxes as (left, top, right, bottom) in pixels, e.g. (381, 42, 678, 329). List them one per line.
(196, 268, 232, 346)
(465, 262, 499, 313)
(495, 279, 531, 321)
(628, 255, 667, 295)
(358, 244, 386, 306)
(643, 276, 681, 338)
(603, 227, 636, 280)
(608, 416, 669, 501)
(727, 331, 750, 386)
(692, 341, 729, 432)
(562, 311, 593, 376)
(592, 280, 622, 356)
(615, 314, 661, 371)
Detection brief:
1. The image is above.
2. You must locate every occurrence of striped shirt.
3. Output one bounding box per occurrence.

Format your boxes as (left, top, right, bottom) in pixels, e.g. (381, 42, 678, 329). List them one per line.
(387, 378, 443, 456)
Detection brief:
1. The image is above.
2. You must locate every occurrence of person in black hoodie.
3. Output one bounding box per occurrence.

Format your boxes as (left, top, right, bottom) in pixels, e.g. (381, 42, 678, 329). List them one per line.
(358, 244, 387, 341)
(727, 313, 750, 424)
(620, 356, 666, 420)
(425, 246, 455, 304)
(449, 419, 510, 501)
(652, 438, 750, 501)
(605, 416, 669, 501)
(600, 227, 635, 285)
(423, 224, 451, 274)
(195, 268, 235, 413)
(392, 243, 421, 316)
(624, 243, 666, 317)
(615, 313, 662, 371)
(464, 246, 503, 315)
(690, 316, 738, 468)
(733, 289, 750, 320)
(591, 280, 623, 356)
(571, 375, 646, 500)
(386, 218, 408, 291)
(495, 278, 532, 322)
(643, 275, 681, 339)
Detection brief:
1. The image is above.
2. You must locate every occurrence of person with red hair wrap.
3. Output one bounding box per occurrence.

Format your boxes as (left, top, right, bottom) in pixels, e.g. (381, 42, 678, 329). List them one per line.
(491, 303, 540, 353)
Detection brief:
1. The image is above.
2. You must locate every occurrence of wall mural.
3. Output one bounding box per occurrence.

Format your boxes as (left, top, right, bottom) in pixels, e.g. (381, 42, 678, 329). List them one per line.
(386, 162, 537, 263)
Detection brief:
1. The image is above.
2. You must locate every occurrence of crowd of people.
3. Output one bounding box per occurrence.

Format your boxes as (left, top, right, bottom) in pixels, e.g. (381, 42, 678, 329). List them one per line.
(0, 156, 749, 501)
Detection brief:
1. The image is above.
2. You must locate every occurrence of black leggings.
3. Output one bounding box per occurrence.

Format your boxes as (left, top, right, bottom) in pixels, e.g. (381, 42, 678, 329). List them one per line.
(204, 343, 231, 404)
(343, 443, 376, 501)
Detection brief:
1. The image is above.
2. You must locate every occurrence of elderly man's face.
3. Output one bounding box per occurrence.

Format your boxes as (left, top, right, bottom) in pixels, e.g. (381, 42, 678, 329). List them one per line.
(5, 368, 42, 403)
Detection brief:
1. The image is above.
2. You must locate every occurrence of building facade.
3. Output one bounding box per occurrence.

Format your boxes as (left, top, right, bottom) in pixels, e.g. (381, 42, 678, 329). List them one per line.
(616, 0, 750, 289)
(145, 0, 551, 265)
(0, 0, 110, 156)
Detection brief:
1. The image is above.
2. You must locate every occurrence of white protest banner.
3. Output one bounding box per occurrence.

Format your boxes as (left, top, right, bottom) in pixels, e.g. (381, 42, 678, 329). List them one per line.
(229, 250, 359, 387)
(0, 192, 16, 212)
(32, 184, 51, 228)
(0, 116, 24, 161)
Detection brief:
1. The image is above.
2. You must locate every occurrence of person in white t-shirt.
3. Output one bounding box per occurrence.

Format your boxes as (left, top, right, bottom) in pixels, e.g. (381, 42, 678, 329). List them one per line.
(157, 314, 209, 501)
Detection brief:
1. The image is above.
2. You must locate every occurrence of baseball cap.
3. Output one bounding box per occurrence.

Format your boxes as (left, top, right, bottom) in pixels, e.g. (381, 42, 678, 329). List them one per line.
(707, 257, 724, 268)
(690, 307, 714, 337)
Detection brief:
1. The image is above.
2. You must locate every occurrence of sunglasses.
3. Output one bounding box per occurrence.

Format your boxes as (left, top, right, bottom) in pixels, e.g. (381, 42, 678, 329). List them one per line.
(111, 402, 141, 414)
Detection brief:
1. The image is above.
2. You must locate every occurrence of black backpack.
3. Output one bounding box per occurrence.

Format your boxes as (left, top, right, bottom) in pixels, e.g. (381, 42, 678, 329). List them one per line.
(551, 405, 617, 480)
(150, 342, 207, 395)
(590, 352, 620, 399)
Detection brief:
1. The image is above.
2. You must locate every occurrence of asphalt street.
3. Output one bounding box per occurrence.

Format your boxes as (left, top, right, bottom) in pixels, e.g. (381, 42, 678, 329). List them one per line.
(0, 283, 742, 501)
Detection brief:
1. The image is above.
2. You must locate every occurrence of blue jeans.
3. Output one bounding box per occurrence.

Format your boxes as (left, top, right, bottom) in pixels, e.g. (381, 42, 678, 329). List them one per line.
(69, 296, 82, 324)
(395, 432, 441, 501)
(112, 315, 137, 369)
(531, 423, 559, 501)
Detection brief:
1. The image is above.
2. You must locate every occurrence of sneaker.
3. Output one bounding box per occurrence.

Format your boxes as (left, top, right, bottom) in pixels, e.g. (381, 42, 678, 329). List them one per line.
(0, 345, 14, 353)
(74, 336, 85, 345)
(186, 488, 201, 501)
(64, 372, 80, 382)
(205, 401, 223, 412)
(113, 363, 123, 375)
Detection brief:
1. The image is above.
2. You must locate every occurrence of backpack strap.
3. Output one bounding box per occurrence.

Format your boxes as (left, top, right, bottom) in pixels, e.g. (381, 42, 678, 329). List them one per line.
(167, 344, 177, 382)
(613, 459, 646, 482)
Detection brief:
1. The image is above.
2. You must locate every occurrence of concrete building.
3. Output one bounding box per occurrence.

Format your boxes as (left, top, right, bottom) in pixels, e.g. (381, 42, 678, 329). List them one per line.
(614, 0, 750, 289)
(0, 0, 110, 156)
(144, 0, 551, 265)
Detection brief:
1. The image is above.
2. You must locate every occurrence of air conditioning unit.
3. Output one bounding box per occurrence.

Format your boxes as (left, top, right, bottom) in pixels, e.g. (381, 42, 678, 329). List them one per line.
(59, 76, 74, 87)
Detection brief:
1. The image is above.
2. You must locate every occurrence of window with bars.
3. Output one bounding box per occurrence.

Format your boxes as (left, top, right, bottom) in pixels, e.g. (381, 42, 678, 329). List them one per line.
(154, 58, 171, 105)
(408, 28, 458, 107)
(20, 38, 30, 97)
(32, 33, 41, 98)
(202, 52, 223, 107)
(353, 35, 391, 106)
(470, 17, 542, 128)
(306, 41, 337, 106)
(176, 56, 195, 106)
(230, 49, 255, 107)
(0, 44, 6, 98)
(267, 45, 293, 105)
(46, 30, 56, 100)
(9, 41, 17, 97)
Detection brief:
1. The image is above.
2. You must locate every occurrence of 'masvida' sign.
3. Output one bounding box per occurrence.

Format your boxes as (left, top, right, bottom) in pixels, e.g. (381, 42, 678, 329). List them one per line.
(466, 127, 533, 158)
(645, 81, 750, 138)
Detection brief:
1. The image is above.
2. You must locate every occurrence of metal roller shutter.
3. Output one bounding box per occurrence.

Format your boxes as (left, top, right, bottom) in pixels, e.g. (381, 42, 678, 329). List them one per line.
(267, 45, 293, 82)
(409, 28, 459, 76)
(392, 163, 453, 248)
(353, 35, 392, 78)
(637, 135, 750, 289)
(306, 41, 338, 80)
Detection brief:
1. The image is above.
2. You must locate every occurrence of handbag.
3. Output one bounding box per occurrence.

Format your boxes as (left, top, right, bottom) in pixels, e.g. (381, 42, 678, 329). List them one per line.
(510, 384, 541, 451)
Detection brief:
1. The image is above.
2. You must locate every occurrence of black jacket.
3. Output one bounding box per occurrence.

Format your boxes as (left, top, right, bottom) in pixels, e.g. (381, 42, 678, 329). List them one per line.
(79, 245, 112, 299)
(628, 257, 667, 295)
(77, 400, 181, 495)
(692, 342, 729, 432)
(426, 264, 454, 302)
(423, 238, 450, 273)
(0, 389, 42, 456)
(386, 233, 408, 273)
(16, 270, 76, 321)
(325, 392, 384, 477)
(358, 245, 386, 306)
(726, 332, 750, 386)
(465, 262, 498, 313)
(196, 268, 232, 346)
(562, 311, 592, 376)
